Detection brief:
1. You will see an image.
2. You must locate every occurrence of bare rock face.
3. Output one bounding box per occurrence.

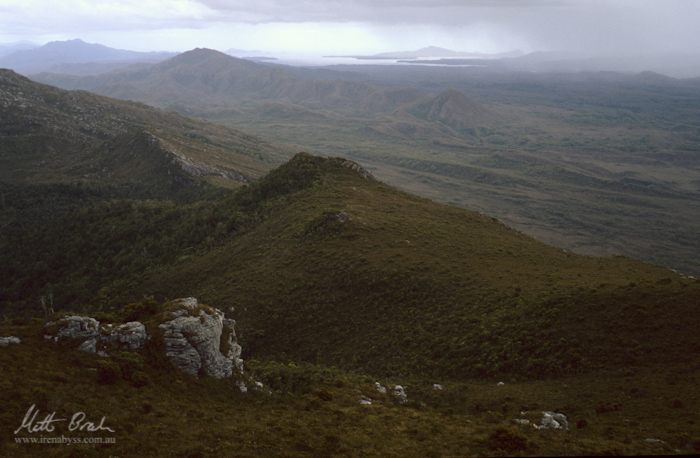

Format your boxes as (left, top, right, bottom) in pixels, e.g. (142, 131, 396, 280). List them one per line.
(158, 298, 243, 379)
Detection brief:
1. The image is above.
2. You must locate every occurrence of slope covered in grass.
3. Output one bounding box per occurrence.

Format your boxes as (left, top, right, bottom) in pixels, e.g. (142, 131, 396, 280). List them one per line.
(2, 320, 698, 457)
(0, 69, 286, 190)
(2, 152, 699, 379)
(128, 154, 700, 379)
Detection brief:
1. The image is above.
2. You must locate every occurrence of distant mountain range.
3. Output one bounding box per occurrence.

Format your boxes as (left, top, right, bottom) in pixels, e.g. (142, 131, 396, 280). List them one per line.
(339, 46, 524, 60)
(0, 40, 37, 58)
(0, 39, 176, 74)
(225, 48, 277, 61)
(34, 48, 497, 129)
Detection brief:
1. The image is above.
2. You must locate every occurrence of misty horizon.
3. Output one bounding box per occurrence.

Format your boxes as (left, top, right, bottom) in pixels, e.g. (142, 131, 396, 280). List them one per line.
(1, 1, 699, 56)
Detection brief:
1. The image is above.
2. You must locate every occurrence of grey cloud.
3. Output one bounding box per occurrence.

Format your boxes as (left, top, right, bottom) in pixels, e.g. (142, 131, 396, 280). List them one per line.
(196, 0, 572, 24)
(1, 0, 698, 58)
(192, 0, 700, 54)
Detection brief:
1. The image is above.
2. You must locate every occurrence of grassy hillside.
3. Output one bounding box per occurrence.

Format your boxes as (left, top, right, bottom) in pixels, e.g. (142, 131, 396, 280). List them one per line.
(4, 153, 698, 381)
(0, 69, 287, 190)
(139, 154, 700, 379)
(1, 321, 699, 457)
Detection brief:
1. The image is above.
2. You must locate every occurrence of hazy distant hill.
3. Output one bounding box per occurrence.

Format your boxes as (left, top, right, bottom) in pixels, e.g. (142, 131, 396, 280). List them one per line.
(403, 89, 501, 130)
(348, 46, 524, 60)
(0, 39, 175, 74)
(0, 41, 36, 58)
(35, 48, 431, 115)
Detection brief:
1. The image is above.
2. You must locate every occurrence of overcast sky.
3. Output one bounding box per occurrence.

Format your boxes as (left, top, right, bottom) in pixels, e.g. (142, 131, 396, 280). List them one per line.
(0, 0, 698, 55)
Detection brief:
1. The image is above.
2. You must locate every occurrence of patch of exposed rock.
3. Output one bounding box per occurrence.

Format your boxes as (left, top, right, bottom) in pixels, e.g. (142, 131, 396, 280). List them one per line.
(44, 316, 147, 353)
(536, 411, 568, 430)
(336, 158, 373, 180)
(375, 382, 387, 394)
(0, 336, 21, 346)
(158, 297, 243, 379)
(393, 385, 408, 404)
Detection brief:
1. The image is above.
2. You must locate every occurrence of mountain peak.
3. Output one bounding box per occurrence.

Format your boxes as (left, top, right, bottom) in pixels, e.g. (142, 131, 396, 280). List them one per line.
(168, 48, 245, 65)
(418, 46, 454, 53)
(43, 39, 97, 48)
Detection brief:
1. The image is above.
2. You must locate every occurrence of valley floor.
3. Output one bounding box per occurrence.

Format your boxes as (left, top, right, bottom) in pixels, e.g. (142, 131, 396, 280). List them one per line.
(1, 322, 698, 457)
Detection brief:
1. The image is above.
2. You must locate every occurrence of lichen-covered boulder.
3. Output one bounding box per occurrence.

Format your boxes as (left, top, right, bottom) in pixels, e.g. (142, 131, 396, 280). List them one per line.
(158, 298, 243, 379)
(536, 412, 569, 430)
(44, 316, 100, 343)
(44, 316, 148, 353)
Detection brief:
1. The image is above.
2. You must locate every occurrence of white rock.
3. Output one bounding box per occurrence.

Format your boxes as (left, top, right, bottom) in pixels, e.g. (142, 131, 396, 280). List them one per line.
(45, 316, 100, 342)
(536, 411, 568, 430)
(375, 382, 387, 394)
(45, 316, 148, 352)
(393, 385, 408, 404)
(158, 298, 242, 379)
(101, 321, 148, 351)
(432, 384, 444, 391)
(497, 381, 505, 386)
(78, 338, 97, 353)
(237, 380, 248, 393)
(513, 419, 530, 425)
(359, 397, 372, 406)
(0, 336, 21, 346)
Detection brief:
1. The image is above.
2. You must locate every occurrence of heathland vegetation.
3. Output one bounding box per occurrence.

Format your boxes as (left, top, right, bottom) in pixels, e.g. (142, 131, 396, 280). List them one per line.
(1, 63, 699, 456)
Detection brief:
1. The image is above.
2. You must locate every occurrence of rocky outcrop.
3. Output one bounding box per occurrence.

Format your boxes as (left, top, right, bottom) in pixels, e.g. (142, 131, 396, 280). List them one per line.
(43, 297, 244, 381)
(44, 316, 100, 342)
(158, 298, 243, 379)
(44, 316, 147, 353)
(0, 336, 21, 346)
